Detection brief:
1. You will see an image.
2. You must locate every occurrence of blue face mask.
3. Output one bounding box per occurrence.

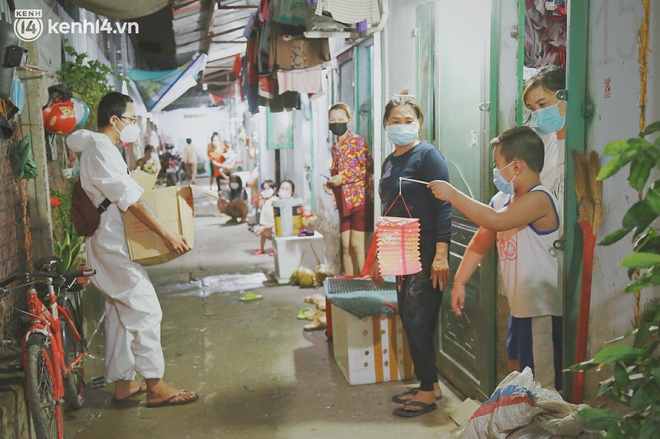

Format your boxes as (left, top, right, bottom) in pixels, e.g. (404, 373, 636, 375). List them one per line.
(386, 124, 419, 146)
(532, 103, 565, 133)
(493, 161, 517, 195)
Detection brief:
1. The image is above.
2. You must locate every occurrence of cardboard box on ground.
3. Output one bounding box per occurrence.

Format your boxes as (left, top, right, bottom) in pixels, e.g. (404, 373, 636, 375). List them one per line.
(332, 305, 414, 385)
(123, 170, 218, 266)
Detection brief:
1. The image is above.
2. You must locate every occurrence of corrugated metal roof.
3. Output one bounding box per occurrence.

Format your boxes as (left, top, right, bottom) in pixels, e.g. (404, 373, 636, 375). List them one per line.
(172, 0, 257, 87)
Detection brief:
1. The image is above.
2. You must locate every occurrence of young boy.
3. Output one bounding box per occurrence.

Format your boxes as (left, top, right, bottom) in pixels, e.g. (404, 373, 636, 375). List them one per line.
(428, 126, 562, 390)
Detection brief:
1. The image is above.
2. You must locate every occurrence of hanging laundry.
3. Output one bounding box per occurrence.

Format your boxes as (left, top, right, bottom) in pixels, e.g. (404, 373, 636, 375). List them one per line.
(271, 0, 311, 26)
(270, 23, 331, 71)
(524, 0, 566, 67)
(277, 68, 323, 94)
(315, 0, 381, 26)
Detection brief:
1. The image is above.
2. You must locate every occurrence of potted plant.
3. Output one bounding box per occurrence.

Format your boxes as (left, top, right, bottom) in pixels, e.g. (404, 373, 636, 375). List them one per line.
(53, 229, 89, 286)
(568, 120, 660, 438)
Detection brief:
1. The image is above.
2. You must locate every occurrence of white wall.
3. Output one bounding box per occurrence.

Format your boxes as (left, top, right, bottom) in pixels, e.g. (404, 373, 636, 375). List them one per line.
(584, 1, 660, 396)
(157, 106, 231, 166)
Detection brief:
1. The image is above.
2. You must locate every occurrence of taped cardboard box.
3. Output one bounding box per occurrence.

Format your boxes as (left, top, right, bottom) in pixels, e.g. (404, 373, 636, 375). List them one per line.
(332, 305, 413, 385)
(122, 172, 216, 266)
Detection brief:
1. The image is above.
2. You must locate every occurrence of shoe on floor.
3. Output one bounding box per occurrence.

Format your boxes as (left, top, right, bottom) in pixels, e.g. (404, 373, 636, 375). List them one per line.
(240, 291, 263, 301)
(111, 383, 147, 403)
(269, 251, 274, 256)
(391, 388, 443, 404)
(253, 249, 265, 255)
(147, 390, 199, 408)
(392, 401, 437, 418)
(226, 218, 239, 224)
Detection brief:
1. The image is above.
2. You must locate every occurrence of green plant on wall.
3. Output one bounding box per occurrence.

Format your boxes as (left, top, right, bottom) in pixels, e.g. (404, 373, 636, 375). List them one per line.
(56, 42, 122, 129)
(568, 120, 660, 438)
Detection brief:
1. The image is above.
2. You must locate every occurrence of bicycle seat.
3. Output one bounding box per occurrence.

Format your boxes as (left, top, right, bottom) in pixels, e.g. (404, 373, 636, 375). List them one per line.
(35, 257, 63, 273)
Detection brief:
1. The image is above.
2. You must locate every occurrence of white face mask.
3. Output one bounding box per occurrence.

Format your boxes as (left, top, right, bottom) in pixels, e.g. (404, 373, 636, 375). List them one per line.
(115, 118, 140, 143)
(230, 182, 240, 190)
(150, 152, 159, 161)
(278, 190, 291, 199)
(261, 188, 274, 198)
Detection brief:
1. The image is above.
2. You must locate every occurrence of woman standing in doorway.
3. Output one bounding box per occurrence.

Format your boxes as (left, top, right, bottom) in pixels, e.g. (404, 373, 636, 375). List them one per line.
(324, 103, 374, 276)
(371, 91, 451, 417)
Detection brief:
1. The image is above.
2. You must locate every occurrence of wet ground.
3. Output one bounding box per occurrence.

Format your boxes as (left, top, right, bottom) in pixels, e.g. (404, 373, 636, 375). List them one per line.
(64, 197, 464, 438)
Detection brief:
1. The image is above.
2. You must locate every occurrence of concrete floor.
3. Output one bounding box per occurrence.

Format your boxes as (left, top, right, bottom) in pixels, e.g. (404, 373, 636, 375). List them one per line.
(64, 198, 464, 439)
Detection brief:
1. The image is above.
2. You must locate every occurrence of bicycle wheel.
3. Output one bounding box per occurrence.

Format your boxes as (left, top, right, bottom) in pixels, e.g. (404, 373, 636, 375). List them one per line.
(60, 300, 85, 409)
(25, 333, 63, 439)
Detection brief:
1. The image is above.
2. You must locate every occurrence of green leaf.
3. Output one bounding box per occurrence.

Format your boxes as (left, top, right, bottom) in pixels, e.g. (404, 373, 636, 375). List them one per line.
(624, 268, 660, 293)
(652, 366, 660, 387)
(613, 362, 631, 387)
(619, 252, 660, 268)
(642, 303, 660, 323)
(593, 344, 647, 363)
(600, 227, 633, 246)
(604, 139, 635, 156)
(622, 200, 657, 234)
(566, 359, 598, 372)
(579, 407, 623, 430)
(641, 121, 660, 137)
(634, 323, 651, 347)
(634, 228, 660, 252)
(597, 156, 623, 180)
(631, 382, 654, 411)
(629, 153, 655, 192)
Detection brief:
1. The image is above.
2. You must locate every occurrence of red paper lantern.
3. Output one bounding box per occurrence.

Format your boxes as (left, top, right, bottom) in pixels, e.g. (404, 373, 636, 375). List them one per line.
(43, 100, 77, 134)
(376, 216, 422, 276)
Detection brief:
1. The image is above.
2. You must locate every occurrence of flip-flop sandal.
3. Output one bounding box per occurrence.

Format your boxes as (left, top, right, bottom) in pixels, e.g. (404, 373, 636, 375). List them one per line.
(391, 388, 443, 404)
(392, 401, 437, 418)
(111, 383, 147, 403)
(147, 390, 199, 408)
(240, 291, 263, 301)
(297, 307, 315, 320)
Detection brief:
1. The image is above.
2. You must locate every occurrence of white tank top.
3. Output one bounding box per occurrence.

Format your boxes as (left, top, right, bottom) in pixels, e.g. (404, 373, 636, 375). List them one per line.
(492, 185, 562, 318)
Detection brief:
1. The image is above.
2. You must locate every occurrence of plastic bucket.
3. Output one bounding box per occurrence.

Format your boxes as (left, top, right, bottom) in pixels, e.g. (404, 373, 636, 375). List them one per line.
(273, 198, 303, 237)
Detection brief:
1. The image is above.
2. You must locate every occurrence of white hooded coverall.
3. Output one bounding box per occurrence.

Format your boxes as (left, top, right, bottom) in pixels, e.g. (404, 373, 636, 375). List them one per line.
(67, 130, 165, 382)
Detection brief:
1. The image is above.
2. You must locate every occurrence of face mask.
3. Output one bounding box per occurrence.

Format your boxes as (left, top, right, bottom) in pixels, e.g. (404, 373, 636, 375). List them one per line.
(115, 119, 140, 143)
(532, 103, 565, 133)
(386, 124, 419, 146)
(230, 182, 240, 189)
(279, 190, 291, 199)
(262, 188, 274, 198)
(492, 161, 517, 195)
(150, 152, 158, 161)
(329, 123, 348, 136)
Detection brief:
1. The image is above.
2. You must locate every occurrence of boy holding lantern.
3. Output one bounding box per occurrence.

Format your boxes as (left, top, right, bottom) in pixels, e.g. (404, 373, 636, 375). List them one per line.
(427, 126, 562, 390)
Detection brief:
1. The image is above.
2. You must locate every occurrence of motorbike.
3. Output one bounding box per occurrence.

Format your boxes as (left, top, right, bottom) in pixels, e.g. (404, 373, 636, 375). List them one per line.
(159, 145, 186, 187)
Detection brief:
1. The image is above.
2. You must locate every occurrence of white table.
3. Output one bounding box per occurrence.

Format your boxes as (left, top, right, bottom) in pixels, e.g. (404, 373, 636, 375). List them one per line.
(273, 231, 324, 284)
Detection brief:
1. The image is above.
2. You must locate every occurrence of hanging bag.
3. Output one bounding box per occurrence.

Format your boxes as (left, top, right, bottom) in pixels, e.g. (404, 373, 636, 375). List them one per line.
(70, 179, 110, 237)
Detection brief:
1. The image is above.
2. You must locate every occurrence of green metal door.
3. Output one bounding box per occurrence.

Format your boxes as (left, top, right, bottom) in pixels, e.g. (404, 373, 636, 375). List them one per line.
(420, 0, 497, 399)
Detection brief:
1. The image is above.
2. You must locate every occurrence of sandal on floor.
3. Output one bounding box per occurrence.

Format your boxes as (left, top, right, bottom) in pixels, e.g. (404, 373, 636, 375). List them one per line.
(392, 401, 437, 418)
(111, 383, 147, 403)
(391, 388, 443, 404)
(147, 390, 199, 408)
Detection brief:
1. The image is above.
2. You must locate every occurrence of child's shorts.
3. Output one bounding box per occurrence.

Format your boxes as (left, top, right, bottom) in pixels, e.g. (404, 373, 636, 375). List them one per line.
(507, 315, 563, 390)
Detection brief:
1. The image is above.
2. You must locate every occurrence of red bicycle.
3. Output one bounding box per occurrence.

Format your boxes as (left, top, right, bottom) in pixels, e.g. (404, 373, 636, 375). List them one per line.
(0, 257, 95, 439)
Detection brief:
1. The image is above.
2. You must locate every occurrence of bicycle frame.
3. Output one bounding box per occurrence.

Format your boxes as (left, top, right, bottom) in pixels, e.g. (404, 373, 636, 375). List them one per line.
(20, 277, 86, 406)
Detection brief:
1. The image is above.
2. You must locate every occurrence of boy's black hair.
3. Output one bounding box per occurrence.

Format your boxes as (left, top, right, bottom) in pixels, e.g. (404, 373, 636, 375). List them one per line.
(523, 65, 566, 105)
(186, 138, 192, 144)
(490, 126, 545, 173)
(97, 92, 133, 128)
(261, 179, 275, 189)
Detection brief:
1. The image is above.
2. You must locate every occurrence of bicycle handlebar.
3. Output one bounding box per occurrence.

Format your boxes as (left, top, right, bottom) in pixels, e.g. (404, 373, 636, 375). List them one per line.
(0, 268, 96, 291)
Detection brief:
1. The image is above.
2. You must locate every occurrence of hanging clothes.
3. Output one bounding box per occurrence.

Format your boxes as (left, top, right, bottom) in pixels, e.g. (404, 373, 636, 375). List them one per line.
(277, 68, 323, 94)
(269, 22, 330, 71)
(314, 0, 381, 26)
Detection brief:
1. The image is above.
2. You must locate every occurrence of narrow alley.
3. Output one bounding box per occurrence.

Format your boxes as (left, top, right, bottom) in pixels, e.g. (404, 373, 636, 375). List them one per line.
(64, 200, 463, 439)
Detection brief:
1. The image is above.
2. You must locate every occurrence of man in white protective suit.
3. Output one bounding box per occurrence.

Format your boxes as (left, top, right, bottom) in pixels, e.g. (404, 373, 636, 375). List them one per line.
(66, 92, 199, 408)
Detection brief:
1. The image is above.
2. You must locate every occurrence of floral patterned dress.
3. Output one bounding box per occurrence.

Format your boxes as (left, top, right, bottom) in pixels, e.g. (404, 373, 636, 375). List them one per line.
(330, 130, 374, 217)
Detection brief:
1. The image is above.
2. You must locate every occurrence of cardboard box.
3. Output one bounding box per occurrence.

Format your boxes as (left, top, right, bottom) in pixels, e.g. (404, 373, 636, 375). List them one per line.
(121, 173, 218, 266)
(332, 305, 413, 385)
